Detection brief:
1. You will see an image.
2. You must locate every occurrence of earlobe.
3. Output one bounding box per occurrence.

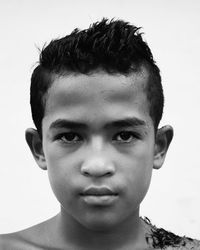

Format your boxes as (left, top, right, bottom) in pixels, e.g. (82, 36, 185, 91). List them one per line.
(153, 125, 173, 170)
(25, 128, 47, 170)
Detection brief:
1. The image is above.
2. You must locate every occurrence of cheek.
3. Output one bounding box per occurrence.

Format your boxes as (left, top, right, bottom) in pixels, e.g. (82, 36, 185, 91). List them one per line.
(45, 149, 77, 206)
(124, 143, 154, 201)
(137, 143, 154, 182)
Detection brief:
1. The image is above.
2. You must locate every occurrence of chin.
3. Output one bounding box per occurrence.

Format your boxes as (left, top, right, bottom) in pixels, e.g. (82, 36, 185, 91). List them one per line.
(77, 213, 124, 232)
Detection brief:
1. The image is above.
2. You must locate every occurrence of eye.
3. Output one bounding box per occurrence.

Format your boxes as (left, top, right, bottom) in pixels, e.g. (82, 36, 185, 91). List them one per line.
(56, 132, 82, 144)
(113, 131, 139, 143)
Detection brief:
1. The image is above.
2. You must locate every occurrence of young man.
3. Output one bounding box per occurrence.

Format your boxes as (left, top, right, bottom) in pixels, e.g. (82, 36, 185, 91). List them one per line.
(0, 18, 199, 249)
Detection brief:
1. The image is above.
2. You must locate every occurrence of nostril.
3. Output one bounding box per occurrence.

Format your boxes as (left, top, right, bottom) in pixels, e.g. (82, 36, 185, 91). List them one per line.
(80, 156, 116, 177)
(81, 170, 90, 177)
(104, 170, 113, 177)
(81, 161, 115, 177)
(81, 165, 89, 176)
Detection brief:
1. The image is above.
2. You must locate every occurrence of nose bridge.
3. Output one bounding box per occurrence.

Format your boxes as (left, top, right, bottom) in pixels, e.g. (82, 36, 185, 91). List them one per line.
(81, 135, 115, 177)
(90, 134, 104, 152)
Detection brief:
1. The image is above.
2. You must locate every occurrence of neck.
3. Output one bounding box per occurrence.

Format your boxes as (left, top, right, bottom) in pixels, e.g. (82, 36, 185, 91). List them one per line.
(53, 207, 148, 250)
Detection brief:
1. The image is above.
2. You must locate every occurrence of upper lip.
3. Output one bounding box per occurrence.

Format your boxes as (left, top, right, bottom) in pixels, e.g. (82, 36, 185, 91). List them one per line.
(81, 186, 117, 196)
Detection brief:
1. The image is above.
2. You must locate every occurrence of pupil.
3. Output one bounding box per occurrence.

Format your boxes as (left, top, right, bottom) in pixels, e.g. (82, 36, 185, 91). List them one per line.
(120, 132, 130, 140)
(66, 133, 75, 140)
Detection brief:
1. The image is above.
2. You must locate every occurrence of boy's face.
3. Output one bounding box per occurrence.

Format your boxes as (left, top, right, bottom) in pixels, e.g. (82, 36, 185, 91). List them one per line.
(41, 69, 156, 230)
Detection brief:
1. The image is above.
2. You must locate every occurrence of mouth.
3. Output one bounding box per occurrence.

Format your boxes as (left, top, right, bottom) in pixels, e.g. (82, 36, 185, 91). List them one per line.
(80, 186, 119, 206)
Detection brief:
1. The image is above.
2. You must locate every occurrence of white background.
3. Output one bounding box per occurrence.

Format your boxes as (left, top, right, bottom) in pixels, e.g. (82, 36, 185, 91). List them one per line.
(0, 0, 200, 239)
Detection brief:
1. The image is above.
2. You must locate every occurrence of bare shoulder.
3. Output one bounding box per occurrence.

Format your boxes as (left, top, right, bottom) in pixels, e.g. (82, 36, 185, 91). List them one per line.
(0, 231, 35, 250)
(0, 216, 58, 250)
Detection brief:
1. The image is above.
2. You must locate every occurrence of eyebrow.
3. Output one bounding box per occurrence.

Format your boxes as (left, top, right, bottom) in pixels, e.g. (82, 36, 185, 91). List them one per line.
(49, 119, 88, 130)
(105, 118, 147, 129)
(49, 117, 147, 130)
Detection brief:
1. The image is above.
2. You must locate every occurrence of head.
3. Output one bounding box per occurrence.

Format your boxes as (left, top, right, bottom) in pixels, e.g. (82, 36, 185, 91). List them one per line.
(26, 18, 173, 231)
(30, 18, 163, 137)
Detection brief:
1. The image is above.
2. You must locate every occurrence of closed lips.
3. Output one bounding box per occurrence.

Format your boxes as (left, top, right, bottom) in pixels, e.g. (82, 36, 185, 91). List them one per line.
(81, 187, 118, 196)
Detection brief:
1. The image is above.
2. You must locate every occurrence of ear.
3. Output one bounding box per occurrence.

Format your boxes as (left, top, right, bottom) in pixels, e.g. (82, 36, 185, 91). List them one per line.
(25, 128, 47, 170)
(153, 125, 173, 170)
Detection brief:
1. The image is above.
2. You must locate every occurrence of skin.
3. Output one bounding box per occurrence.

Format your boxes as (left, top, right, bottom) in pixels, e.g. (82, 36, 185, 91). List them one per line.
(0, 69, 173, 250)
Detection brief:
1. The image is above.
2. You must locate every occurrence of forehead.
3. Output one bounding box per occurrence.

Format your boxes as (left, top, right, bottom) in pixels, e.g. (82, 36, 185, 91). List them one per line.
(44, 69, 152, 128)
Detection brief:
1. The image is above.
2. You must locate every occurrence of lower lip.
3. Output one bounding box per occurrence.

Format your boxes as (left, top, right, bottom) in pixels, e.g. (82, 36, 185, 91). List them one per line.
(81, 195, 118, 205)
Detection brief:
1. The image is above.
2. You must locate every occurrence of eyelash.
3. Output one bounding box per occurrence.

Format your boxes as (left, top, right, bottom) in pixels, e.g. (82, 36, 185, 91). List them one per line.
(113, 131, 140, 143)
(55, 131, 140, 145)
(55, 132, 82, 144)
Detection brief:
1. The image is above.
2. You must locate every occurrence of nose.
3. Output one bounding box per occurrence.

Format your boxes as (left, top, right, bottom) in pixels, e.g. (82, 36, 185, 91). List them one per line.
(81, 156, 115, 177)
(81, 135, 116, 178)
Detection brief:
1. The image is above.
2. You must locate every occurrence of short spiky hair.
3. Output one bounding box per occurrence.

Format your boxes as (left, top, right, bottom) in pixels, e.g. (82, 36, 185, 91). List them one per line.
(30, 18, 164, 136)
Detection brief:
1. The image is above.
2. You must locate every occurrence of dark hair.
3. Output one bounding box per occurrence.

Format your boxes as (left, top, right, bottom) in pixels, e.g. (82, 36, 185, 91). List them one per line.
(30, 18, 164, 136)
